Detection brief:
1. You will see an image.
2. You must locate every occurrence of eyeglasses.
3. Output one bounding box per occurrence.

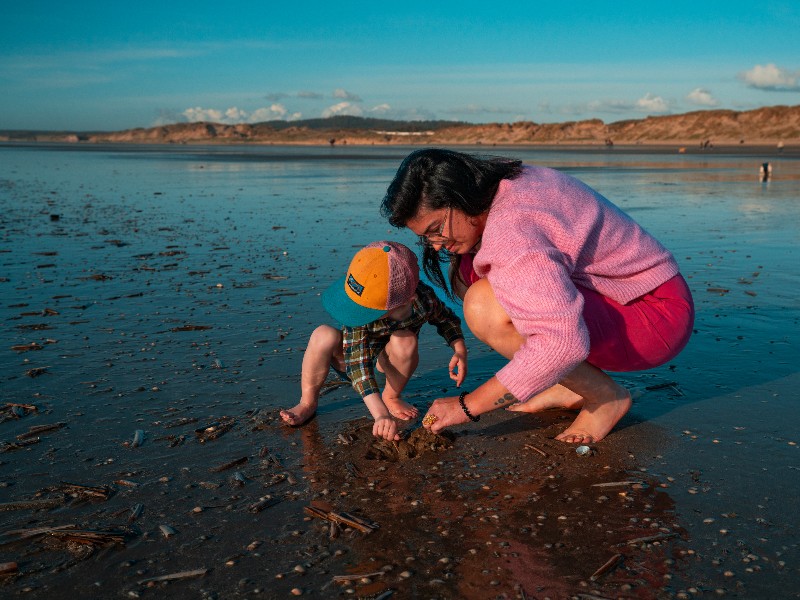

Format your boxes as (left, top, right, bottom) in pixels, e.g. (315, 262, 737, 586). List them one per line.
(422, 207, 451, 244)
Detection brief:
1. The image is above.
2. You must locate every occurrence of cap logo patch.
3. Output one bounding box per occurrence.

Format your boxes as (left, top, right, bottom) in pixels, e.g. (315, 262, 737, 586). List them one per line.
(347, 273, 365, 296)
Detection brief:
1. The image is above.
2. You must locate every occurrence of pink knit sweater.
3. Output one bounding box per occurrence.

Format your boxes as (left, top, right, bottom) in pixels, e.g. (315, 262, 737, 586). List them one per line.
(473, 166, 679, 402)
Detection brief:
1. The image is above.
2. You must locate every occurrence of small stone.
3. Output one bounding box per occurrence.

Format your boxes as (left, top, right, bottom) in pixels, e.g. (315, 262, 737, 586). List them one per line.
(290, 588, 302, 596)
(399, 570, 412, 579)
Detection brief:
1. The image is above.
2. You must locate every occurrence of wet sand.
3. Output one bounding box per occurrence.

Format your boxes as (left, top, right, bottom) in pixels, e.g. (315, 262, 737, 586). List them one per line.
(1, 144, 799, 598)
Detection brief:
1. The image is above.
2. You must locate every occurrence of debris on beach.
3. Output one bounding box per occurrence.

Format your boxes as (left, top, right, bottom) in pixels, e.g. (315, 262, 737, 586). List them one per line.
(11, 342, 44, 353)
(194, 417, 235, 442)
(136, 568, 208, 585)
(304, 502, 379, 534)
(16, 422, 66, 440)
(25, 366, 50, 378)
(130, 429, 145, 448)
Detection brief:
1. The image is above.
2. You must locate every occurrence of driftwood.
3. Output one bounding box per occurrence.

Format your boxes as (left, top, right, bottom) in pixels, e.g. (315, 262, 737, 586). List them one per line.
(57, 482, 113, 500)
(523, 444, 548, 457)
(589, 553, 624, 581)
(47, 528, 131, 545)
(332, 570, 386, 583)
(209, 456, 248, 472)
(194, 418, 235, 442)
(248, 497, 282, 513)
(304, 505, 378, 534)
(625, 532, 679, 545)
(0, 438, 40, 452)
(0, 498, 65, 512)
(137, 568, 208, 584)
(0, 524, 76, 546)
(16, 422, 66, 440)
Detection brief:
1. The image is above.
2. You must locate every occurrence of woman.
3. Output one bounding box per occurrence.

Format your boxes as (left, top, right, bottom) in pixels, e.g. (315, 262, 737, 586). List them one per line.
(381, 148, 694, 444)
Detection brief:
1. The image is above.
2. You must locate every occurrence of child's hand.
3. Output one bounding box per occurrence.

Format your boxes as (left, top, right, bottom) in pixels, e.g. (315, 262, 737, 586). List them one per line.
(449, 339, 468, 387)
(372, 415, 400, 441)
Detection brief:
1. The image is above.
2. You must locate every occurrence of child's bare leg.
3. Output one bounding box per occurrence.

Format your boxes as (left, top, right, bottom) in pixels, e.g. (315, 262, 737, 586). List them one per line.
(280, 325, 343, 426)
(554, 361, 632, 444)
(376, 329, 419, 419)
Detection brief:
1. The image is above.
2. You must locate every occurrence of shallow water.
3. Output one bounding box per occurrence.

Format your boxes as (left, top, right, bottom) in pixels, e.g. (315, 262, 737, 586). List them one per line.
(1, 143, 799, 596)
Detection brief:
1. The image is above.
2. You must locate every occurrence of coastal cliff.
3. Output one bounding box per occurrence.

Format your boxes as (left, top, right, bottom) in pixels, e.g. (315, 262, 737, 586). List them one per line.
(3, 105, 799, 146)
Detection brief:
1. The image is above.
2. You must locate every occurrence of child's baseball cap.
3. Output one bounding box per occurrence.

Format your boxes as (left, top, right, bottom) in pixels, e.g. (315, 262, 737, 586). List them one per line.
(322, 241, 419, 326)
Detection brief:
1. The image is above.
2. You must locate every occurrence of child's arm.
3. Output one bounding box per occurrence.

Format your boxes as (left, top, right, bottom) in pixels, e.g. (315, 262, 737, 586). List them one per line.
(449, 337, 468, 387)
(342, 326, 400, 441)
(362, 393, 400, 441)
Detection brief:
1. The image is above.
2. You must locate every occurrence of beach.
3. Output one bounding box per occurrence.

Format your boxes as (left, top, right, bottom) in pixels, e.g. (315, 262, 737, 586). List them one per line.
(1, 143, 799, 599)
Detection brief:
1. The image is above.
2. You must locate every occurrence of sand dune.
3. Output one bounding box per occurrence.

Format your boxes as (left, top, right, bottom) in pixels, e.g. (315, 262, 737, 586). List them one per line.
(4, 104, 799, 146)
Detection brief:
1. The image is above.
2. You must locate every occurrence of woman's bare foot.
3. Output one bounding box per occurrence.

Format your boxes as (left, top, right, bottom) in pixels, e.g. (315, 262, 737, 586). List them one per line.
(506, 384, 584, 413)
(280, 400, 317, 426)
(382, 394, 419, 420)
(555, 388, 632, 444)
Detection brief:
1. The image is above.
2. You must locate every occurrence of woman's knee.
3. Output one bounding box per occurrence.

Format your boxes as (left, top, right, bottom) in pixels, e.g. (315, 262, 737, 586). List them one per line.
(464, 279, 506, 340)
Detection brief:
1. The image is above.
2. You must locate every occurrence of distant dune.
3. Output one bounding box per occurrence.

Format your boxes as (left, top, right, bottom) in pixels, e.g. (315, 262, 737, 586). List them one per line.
(2, 105, 799, 147)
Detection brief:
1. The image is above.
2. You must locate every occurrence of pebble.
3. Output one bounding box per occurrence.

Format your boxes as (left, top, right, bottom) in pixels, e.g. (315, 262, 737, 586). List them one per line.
(293, 565, 306, 574)
(290, 588, 302, 596)
(399, 571, 412, 579)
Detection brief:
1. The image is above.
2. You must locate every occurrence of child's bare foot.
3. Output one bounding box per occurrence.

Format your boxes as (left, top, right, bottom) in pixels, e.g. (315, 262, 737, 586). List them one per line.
(381, 395, 419, 420)
(280, 401, 317, 426)
(506, 384, 584, 413)
(555, 388, 632, 444)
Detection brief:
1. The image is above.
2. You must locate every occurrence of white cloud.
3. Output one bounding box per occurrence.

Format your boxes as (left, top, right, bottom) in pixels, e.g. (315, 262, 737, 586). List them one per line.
(635, 93, 670, 113)
(332, 89, 362, 102)
(686, 88, 719, 107)
(321, 102, 363, 118)
(739, 63, 800, 91)
(183, 106, 223, 122)
(182, 104, 301, 124)
(225, 107, 249, 121)
(368, 103, 392, 115)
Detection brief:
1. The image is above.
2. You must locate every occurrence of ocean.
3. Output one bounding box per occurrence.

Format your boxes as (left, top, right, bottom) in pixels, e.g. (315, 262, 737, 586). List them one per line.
(1, 142, 799, 596)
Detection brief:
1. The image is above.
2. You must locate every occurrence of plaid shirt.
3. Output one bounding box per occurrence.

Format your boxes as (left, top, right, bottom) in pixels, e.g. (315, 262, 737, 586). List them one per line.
(341, 281, 463, 398)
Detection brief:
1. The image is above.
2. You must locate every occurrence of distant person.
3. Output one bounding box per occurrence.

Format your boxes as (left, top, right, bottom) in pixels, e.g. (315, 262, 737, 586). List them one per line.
(381, 149, 694, 444)
(280, 241, 468, 441)
(760, 162, 772, 181)
(777, 141, 784, 153)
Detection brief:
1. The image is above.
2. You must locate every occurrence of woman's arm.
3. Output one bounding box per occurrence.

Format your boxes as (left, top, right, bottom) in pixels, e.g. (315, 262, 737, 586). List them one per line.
(422, 375, 514, 433)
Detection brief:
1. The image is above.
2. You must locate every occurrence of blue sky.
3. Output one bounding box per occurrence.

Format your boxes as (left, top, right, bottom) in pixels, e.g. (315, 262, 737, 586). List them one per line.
(1, 1, 799, 131)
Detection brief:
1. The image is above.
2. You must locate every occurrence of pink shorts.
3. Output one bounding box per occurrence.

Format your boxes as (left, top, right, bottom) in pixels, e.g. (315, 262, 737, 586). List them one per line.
(580, 274, 694, 372)
(459, 255, 694, 372)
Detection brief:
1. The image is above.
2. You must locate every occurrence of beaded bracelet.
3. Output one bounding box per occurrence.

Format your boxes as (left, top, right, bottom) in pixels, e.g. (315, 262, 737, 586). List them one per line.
(458, 391, 479, 422)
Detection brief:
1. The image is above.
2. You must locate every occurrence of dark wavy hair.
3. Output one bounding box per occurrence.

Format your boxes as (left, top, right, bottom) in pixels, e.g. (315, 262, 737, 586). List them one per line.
(380, 148, 523, 298)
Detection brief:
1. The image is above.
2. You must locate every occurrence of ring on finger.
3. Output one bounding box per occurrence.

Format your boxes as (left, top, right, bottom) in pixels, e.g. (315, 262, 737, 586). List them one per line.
(422, 414, 438, 426)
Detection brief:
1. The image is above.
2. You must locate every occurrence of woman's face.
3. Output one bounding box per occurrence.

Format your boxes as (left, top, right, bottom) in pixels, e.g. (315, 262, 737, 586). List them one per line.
(405, 206, 486, 254)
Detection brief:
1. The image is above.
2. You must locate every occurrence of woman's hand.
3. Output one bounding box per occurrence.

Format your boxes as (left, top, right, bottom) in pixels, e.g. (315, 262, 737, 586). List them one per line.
(449, 339, 468, 386)
(372, 415, 400, 441)
(421, 396, 470, 434)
